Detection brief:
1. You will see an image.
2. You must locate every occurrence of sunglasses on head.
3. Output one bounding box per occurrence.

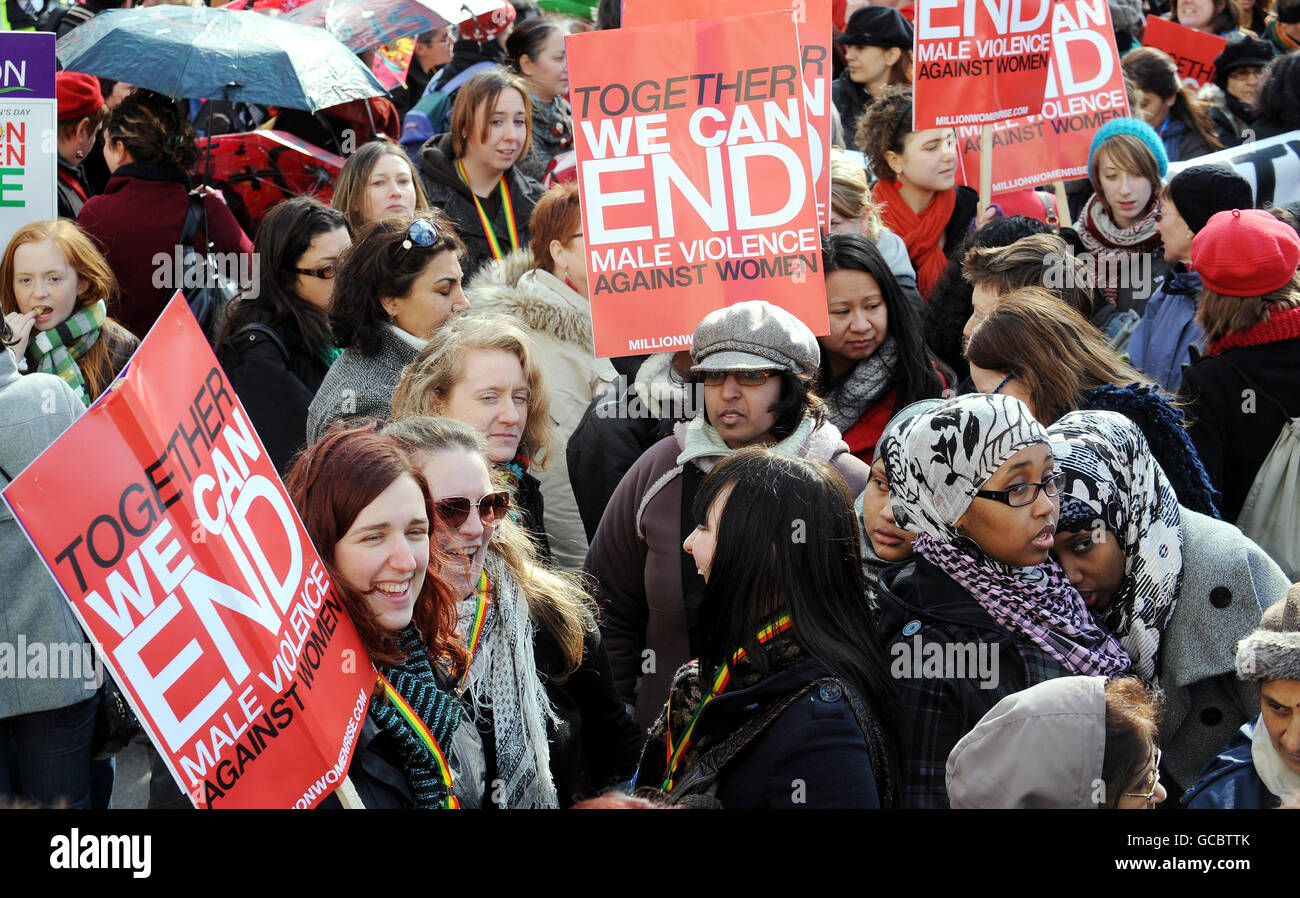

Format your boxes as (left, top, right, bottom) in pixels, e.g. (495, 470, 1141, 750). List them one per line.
(392, 218, 448, 265)
(434, 491, 511, 528)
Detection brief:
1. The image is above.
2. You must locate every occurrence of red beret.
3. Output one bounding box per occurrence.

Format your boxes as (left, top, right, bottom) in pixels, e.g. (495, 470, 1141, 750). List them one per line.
(1191, 208, 1300, 297)
(57, 71, 104, 123)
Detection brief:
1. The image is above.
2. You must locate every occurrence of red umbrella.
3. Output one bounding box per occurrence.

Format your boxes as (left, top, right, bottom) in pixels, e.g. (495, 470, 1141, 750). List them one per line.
(193, 130, 344, 232)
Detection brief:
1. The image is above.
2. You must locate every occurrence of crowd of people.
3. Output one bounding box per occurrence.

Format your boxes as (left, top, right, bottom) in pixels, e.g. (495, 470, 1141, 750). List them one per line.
(1, 0, 1299, 811)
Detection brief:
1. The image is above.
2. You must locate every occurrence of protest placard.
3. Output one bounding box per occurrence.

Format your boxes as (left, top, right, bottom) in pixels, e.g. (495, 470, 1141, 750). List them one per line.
(913, 0, 1055, 129)
(0, 33, 57, 252)
(952, 0, 1129, 194)
(567, 11, 827, 358)
(1142, 16, 1226, 88)
(2, 296, 376, 809)
(623, 0, 832, 228)
(1167, 130, 1300, 207)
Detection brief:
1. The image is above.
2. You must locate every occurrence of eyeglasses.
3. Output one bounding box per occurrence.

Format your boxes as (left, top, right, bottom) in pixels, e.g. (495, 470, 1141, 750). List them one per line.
(434, 491, 511, 528)
(392, 218, 447, 266)
(974, 472, 1065, 508)
(291, 264, 338, 280)
(1122, 748, 1163, 803)
(699, 370, 777, 387)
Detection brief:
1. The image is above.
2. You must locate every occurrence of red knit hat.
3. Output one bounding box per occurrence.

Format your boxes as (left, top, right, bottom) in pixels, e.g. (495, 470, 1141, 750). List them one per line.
(56, 71, 104, 123)
(459, 1, 515, 42)
(1191, 208, 1300, 297)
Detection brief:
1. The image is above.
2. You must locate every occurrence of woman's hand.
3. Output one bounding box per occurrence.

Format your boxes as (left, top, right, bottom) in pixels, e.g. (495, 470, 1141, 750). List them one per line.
(4, 309, 36, 361)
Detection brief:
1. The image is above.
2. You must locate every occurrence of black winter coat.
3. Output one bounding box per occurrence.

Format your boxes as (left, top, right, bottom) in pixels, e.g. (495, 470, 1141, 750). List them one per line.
(638, 657, 890, 808)
(219, 320, 330, 478)
(832, 71, 872, 153)
(1179, 338, 1300, 523)
(510, 467, 553, 563)
(417, 134, 545, 280)
(469, 623, 642, 807)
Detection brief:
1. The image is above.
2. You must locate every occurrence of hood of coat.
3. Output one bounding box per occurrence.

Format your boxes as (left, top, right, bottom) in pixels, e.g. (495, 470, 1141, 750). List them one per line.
(1160, 263, 1203, 297)
(465, 248, 597, 347)
(418, 133, 475, 204)
(946, 676, 1108, 808)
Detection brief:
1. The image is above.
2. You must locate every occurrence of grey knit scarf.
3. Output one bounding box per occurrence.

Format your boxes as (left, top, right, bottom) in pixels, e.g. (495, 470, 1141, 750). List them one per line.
(824, 336, 899, 434)
(456, 551, 560, 809)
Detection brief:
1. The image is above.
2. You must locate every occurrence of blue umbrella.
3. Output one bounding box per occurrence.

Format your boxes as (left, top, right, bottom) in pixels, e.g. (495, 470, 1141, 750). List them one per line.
(55, 5, 387, 113)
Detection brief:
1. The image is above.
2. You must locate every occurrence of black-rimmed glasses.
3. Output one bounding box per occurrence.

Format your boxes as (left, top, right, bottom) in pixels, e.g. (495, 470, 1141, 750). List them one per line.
(974, 472, 1065, 508)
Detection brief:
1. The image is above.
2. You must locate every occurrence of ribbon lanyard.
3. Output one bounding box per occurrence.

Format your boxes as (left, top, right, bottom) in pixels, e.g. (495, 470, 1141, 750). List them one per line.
(376, 672, 460, 809)
(456, 158, 519, 261)
(459, 568, 491, 691)
(661, 613, 793, 792)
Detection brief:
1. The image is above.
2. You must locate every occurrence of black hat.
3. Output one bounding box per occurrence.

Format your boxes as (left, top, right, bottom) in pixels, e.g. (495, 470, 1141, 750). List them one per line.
(1167, 165, 1254, 234)
(1213, 34, 1275, 90)
(834, 6, 913, 49)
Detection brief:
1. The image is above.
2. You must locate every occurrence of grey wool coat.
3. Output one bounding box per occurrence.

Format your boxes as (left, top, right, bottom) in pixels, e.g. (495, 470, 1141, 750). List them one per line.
(1158, 509, 1288, 791)
(0, 348, 95, 718)
(305, 326, 422, 445)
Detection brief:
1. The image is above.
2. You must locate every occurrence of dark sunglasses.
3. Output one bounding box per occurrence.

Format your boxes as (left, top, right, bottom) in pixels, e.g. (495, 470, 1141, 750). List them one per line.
(392, 218, 447, 265)
(434, 491, 511, 528)
(698, 370, 776, 387)
(291, 264, 338, 280)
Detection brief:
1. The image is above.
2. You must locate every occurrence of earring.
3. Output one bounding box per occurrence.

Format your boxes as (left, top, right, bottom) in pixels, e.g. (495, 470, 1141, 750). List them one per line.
(892, 170, 902, 190)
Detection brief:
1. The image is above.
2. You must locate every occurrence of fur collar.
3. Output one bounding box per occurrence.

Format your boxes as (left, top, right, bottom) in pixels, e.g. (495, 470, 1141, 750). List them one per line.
(466, 249, 596, 348)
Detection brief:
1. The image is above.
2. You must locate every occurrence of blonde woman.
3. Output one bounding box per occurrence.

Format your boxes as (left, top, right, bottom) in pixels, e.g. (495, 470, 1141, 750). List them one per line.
(392, 313, 558, 561)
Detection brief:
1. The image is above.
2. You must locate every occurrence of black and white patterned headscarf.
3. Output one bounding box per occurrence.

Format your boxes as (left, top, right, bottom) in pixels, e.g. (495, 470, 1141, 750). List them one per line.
(1049, 411, 1183, 680)
(882, 395, 1131, 676)
(882, 394, 1050, 547)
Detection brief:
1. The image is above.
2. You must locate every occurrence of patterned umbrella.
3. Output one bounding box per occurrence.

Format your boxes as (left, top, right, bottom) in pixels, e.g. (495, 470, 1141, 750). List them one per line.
(55, 5, 385, 113)
(193, 130, 344, 232)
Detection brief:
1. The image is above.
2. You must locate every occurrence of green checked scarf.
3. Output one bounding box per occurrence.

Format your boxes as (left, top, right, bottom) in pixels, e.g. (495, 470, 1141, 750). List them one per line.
(27, 299, 106, 407)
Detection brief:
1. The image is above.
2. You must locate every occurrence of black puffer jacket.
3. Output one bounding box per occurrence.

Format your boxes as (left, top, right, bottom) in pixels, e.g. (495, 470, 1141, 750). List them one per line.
(417, 133, 545, 280)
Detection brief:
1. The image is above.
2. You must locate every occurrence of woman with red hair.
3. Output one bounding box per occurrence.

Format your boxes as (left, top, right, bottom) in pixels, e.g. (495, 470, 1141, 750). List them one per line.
(286, 421, 484, 809)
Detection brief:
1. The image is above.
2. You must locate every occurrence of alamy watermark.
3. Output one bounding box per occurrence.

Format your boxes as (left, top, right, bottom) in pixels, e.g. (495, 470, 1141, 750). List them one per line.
(151, 246, 260, 299)
(890, 634, 1000, 690)
(1042, 248, 1153, 301)
(0, 637, 102, 690)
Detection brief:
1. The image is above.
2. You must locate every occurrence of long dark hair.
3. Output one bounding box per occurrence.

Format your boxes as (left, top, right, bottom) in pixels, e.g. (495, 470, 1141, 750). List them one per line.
(822, 233, 945, 406)
(329, 211, 464, 356)
(692, 449, 901, 746)
(1122, 48, 1222, 152)
(220, 196, 347, 352)
(1256, 53, 1300, 134)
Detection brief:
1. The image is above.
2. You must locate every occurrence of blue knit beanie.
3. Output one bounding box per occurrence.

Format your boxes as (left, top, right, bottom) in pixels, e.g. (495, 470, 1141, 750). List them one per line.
(1087, 118, 1169, 179)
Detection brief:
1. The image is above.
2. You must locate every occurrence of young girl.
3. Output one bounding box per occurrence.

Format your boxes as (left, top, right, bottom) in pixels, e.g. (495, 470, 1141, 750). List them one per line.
(857, 86, 987, 301)
(0, 220, 137, 406)
(331, 140, 432, 235)
(1077, 119, 1169, 315)
(417, 69, 546, 279)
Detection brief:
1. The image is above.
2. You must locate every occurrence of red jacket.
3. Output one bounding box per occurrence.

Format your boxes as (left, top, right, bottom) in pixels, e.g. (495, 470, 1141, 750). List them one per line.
(78, 163, 254, 339)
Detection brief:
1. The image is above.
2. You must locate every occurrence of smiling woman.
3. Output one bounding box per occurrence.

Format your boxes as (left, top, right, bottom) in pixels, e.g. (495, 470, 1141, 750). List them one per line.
(285, 421, 482, 809)
(381, 415, 642, 808)
(507, 16, 575, 182)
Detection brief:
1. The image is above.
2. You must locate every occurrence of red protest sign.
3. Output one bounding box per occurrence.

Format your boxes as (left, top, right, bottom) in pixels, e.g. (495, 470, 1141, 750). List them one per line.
(954, 0, 1129, 194)
(1, 295, 375, 809)
(622, 0, 833, 229)
(913, 0, 1055, 129)
(567, 11, 828, 358)
(1142, 16, 1227, 88)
